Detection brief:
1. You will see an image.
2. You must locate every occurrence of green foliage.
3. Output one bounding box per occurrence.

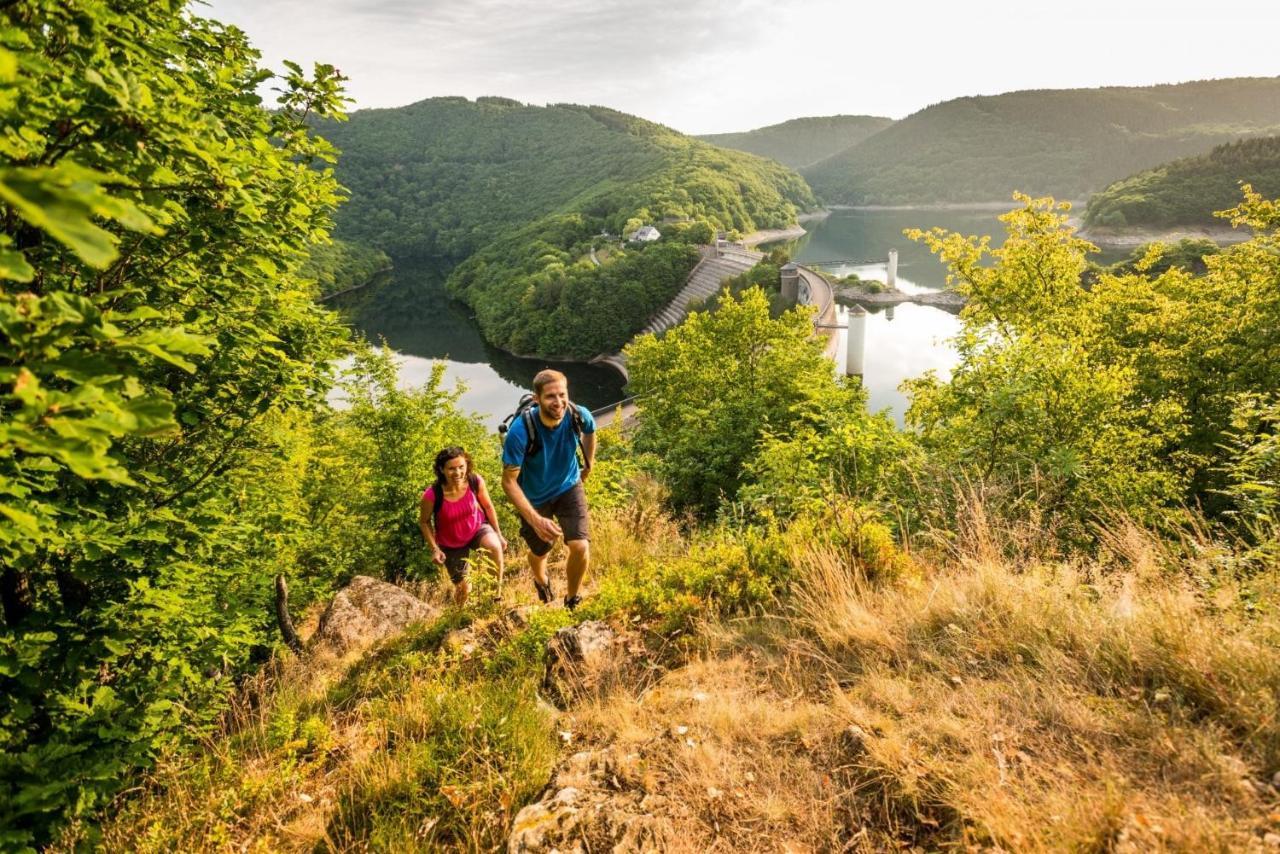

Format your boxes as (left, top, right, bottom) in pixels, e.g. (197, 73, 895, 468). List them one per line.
(317, 97, 816, 359)
(451, 234, 702, 358)
(805, 78, 1280, 204)
(581, 525, 790, 633)
(309, 349, 499, 582)
(0, 2, 352, 845)
(1085, 136, 1280, 229)
(626, 287, 840, 515)
(698, 114, 894, 170)
(1094, 238, 1221, 279)
(300, 238, 391, 298)
(904, 191, 1280, 534)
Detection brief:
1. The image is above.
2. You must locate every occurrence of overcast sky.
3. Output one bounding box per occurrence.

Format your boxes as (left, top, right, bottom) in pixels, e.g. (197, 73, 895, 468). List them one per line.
(201, 0, 1280, 135)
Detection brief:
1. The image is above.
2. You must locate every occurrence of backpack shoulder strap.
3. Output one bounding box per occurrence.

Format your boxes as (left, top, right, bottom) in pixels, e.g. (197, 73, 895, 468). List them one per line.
(431, 483, 444, 526)
(521, 407, 541, 457)
(468, 472, 480, 496)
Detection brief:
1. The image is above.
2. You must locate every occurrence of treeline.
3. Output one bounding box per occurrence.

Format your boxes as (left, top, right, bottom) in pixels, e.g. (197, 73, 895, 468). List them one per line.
(698, 115, 893, 170)
(1085, 136, 1280, 228)
(318, 98, 815, 358)
(300, 239, 392, 297)
(803, 77, 1280, 204)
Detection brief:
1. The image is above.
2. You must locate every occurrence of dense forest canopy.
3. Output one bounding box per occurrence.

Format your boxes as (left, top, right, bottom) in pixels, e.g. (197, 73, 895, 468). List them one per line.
(697, 115, 894, 170)
(804, 77, 1280, 205)
(319, 97, 816, 359)
(300, 238, 391, 297)
(1084, 136, 1280, 229)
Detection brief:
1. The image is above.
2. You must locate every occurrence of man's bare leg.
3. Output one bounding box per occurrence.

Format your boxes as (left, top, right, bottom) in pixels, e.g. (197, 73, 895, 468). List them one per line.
(565, 539, 589, 600)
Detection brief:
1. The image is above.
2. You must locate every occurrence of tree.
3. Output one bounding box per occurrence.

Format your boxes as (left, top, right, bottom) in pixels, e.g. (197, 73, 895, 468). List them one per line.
(0, 2, 349, 844)
(625, 287, 835, 515)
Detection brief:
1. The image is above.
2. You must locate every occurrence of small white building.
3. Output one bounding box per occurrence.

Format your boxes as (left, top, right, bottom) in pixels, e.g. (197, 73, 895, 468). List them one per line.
(628, 225, 661, 243)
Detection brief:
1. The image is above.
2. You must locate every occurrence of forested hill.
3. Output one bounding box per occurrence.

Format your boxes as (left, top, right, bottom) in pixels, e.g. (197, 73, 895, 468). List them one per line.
(317, 97, 815, 358)
(697, 115, 893, 170)
(1084, 136, 1280, 229)
(803, 77, 1280, 205)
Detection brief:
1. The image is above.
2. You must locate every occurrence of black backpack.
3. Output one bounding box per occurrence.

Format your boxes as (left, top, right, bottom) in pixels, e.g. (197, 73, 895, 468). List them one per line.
(499, 394, 585, 463)
(432, 472, 480, 527)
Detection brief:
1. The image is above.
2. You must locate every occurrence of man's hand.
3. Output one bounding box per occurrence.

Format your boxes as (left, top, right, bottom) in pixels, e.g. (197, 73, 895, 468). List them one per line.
(580, 462, 592, 482)
(532, 514, 562, 543)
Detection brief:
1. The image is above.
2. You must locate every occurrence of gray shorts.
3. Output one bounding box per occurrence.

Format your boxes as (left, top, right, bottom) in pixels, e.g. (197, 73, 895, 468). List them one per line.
(518, 482, 590, 557)
(440, 524, 496, 584)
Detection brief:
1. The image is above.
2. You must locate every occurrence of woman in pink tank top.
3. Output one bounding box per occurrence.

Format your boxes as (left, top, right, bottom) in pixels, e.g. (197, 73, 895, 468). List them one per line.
(418, 446, 507, 605)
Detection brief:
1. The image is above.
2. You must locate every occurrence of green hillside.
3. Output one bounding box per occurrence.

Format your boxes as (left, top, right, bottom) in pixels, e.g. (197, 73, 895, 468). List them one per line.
(804, 77, 1280, 205)
(697, 115, 893, 170)
(319, 98, 815, 358)
(1085, 136, 1280, 228)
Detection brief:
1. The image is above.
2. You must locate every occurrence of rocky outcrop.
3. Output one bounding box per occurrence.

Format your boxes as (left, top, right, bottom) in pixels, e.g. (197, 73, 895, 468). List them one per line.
(543, 620, 621, 706)
(310, 575, 438, 656)
(508, 747, 678, 853)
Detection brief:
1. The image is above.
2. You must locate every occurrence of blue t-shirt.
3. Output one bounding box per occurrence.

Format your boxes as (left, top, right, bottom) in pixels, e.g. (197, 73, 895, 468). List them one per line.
(502, 404, 596, 506)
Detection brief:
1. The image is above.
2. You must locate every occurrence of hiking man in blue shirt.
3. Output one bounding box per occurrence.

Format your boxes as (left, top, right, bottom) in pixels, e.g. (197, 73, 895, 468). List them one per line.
(502, 369, 597, 610)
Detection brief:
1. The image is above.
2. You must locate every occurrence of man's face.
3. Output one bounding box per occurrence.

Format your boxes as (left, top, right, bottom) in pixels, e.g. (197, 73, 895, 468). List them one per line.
(536, 379, 569, 424)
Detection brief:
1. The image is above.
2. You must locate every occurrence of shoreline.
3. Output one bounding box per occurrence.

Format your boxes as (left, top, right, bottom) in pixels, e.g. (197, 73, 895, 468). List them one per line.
(1075, 223, 1253, 248)
(828, 201, 1083, 212)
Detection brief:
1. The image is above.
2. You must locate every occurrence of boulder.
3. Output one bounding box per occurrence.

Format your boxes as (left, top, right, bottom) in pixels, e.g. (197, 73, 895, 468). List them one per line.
(509, 748, 675, 853)
(543, 621, 619, 705)
(310, 575, 438, 656)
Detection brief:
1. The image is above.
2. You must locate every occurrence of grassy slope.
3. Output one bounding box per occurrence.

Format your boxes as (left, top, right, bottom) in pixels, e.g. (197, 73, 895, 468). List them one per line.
(75, 494, 1280, 851)
(697, 115, 894, 170)
(1085, 136, 1280, 228)
(804, 77, 1280, 205)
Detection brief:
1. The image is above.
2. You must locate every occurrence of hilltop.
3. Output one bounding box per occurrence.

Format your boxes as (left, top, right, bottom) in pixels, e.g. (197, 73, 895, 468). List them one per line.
(803, 77, 1280, 204)
(317, 97, 815, 359)
(1085, 135, 1280, 230)
(697, 114, 893, 170)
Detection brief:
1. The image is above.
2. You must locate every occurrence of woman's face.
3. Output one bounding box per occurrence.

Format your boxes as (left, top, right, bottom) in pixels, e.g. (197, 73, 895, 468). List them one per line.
(442, 456, 468, 485)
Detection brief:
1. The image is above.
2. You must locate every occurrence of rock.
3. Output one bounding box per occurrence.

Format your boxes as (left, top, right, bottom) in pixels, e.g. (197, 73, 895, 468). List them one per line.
(310, 575, 439, 655)
(1264, 832, 1280, 848)
(508, 747, 673, 853)
(444, 627, 479, 657)
(1273, 770, 1280, 789)
(543, 621, 620, 705)
(506, 605, 536, 630)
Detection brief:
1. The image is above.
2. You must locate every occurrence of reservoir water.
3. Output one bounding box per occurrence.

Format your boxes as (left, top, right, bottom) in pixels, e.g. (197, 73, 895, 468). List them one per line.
(337, 208, 1130, 424)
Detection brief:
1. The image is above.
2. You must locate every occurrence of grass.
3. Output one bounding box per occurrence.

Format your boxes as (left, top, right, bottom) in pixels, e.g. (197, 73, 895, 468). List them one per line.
(55, 494, 1280, 851)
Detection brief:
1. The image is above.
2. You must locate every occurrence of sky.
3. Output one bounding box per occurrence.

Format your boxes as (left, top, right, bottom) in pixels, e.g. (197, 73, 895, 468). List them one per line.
(202, 0, 1280, 135)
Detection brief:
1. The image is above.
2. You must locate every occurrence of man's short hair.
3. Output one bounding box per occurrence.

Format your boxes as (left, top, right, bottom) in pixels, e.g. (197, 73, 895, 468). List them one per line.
(533, 369, 568, 395)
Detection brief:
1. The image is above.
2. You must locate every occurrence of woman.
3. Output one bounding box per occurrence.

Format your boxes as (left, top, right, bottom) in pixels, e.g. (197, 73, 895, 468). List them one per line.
(419, 446, 507, 605)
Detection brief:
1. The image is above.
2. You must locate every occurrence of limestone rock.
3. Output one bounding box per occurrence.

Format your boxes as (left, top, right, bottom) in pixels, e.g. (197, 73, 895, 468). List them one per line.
(543, 621, 620, 705)
(508, 747, 673, 853)
(310, 575, 438, 655)
(444, 627, 480, 657)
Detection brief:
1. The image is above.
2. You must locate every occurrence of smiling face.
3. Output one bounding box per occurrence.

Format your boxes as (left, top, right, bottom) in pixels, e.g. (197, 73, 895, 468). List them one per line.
(535, 379, 569, 426)
(441, 454, 469, 487)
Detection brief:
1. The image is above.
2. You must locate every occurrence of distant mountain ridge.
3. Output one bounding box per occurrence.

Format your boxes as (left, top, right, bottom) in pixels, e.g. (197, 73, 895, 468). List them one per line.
(1084, 135, 1280, 229)
(801, 77, 1280, 205)
(697, 115, 893, 170)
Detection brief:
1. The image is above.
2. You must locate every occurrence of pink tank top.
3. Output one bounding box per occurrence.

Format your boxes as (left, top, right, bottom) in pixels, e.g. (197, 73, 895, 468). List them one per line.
(423, 479, 487, 548)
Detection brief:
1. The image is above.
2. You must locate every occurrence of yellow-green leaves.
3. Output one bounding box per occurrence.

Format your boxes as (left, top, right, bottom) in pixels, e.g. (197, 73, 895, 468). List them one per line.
(0, 161, 158, 270)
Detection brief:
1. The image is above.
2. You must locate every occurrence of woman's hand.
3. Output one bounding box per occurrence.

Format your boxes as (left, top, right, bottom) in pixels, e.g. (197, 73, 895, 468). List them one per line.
(498, 534, 509, 551)
(432, 547, 446, 565)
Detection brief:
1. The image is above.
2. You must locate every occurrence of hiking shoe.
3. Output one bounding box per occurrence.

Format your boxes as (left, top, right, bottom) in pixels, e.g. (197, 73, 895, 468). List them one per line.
(564, 594, 582, 612)
(533, 578, 553, 604)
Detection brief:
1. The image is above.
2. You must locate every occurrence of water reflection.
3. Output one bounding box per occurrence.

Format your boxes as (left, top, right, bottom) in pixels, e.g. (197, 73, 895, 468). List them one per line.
(331, 260, 625, 425)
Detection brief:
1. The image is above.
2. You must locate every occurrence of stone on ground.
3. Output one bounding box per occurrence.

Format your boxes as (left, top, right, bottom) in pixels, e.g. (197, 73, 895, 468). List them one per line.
(310, 575, 438, 655)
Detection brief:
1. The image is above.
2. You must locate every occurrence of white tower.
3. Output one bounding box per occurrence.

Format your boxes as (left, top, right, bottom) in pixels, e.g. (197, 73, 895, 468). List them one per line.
(886, 249, 898, 291)
(846, 304, 867, 377)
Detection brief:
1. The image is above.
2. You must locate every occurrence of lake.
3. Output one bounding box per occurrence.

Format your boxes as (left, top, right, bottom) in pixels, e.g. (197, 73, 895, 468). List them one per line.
(787, 208, 1131, 419)
(336, 208, 1132, 425)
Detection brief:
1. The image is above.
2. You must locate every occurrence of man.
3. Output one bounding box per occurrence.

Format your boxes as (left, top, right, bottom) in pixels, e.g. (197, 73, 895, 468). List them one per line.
(502, 369, 596, 610)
